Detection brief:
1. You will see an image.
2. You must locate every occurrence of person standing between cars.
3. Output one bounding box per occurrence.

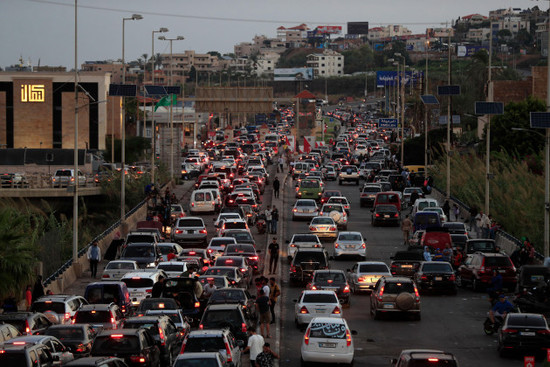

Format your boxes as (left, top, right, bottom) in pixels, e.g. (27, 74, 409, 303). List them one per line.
(468, 206, 478, 232)
(401, 215, 412, 246)
(151, 276, 165, 298)
(272, 177, 280, 199)
(243, 327, 264, 367)
(166, 248, 177, 261)
(268, 278, 280, 325)
(481, 212, 491, 239)
(25, 285, 32, 311)
(442, 243, 453, 263)
(423, 246, 432, 262)
(255, 343, 279, 367)
(268, 238, 280, 274)
(255, 289, 271, 338)
(452, 204, 460, 222)
(202, 278, 217, 299)
(270, 207, 279, 234)
(264, 205, 273, 234)
(475, 210, 483, 238)
(87, 241, 101, 279)
(442, 200, 450, 221)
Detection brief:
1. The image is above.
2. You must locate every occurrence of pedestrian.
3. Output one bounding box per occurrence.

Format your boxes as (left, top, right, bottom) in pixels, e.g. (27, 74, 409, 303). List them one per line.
(469, 206, 478, 232)
(261, 277, 270, 298)
(278, 156, 284, 173)
(268, 238, 280, 274)
(442, 243, 453, 263)
(255, 343, 279, 367)
(442, 200, 450, 220)
(453, 204, 460, 222)
(202, 278, 217, 299)
(481, 212, 491, 239)
(270, 207, 279, 234)
(166, 248, 177, 261)
(264, 205, 273, 234)
(255, 289, 271, 338)
(32, 275, 45, 303)
(86, 241, 101, 278)
(268, 277, 280, 324)
(475, 210, 483, 238)
(25, 285, 32, 311)
(243, 327, 264, 367)
(409, 190, 419, 207)
(273, 177, 280, 199)
(423, 246, 432, 261)
(164, 187, 171, 205)
(150, 185, 158, 207)
(151, 276, 165, 298)
(401, 215, 412, 246)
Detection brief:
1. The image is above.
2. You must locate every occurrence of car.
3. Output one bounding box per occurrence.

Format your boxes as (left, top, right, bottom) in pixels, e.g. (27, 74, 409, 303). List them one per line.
(120, 270, 167, 306)
(72, 303, 124, 331)
(359, 184, 382, 208)
(333, 231, 366, 260)
(411, 198, 439, 217)
(497, 313, 550, 358)
(0, 341, 57, 367)
(222, 229, 256, 247)
(391, 349, 459, 367)
(307, 270, 351, 306)
(213, 213, 242, 228)
(180, 329, 243, 367)
(442, 222, 468, 235)
(325, 196, 351, 215)
(370, 277, 421, 320)
(31, 294, 88, 325)
(0, 172, 29, 188)
(214, 256, 252, 285)
(338, 165, 360, 185)
(320, 190, 342, 205)
(157, 243, 184, 261)
(171, 217, 208, 246)
(144, 309, 190, 332)
(292, 199, 319, 221)
(207, 288, 257, 322)
(413, 211, 442, 232)
(450, 234, 468, 252)
(51, 169, 86, 187)
(1, 335, 75, 364)
(170, 204, 186, 222)
(457, 252, 517, 291)
(0, 312, 53, 335)
(322, 166, 337, 181)
(83, 282, 132, 317)
(319, 203, 348, 230)
(390, 250, 425, 278)
(101, 261, 140, 281)
(371, 204, 400, 227)
(198, 304, 251, 344)
(160, 277, 205, 324)
(156, 261, 188, 278)
(0, 323, 21, 343)
(296, 179, 323, 200)
(293, 290, 342, 329)
(217, 219, 249, 238)
(300, 317, 355, 366)
(179, 248, 213, 265)
(414, 261, 457, 295)
(347, 261, 391, 294)
(290, 248, 330, 285)
(121, 315, 183, 366)
(119, 243, 160, 269)
(223, 244, 260, 274)
(287, 234, 323, 260)
(402, 187, 425, 205)
(203, 267, 246, 288)
(308, 216, 338, 240)
(421, 206, 448, 223)
(198, 275, 233, 290)
(465, 239, 496, 254)
(207, 237, 238, 260)
(135, 298, 179, 317)
(173, 352, 230, 367)
(90, 329, 161, 367)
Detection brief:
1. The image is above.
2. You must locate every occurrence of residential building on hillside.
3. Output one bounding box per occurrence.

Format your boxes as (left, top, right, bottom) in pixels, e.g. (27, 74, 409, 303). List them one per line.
(81, 61, 123, 84)
(367, 25, 412, 41)
(277, 24, 309, 48)
(495, 16, 530, 35)
(457, 14, 488, 25)
(160, 50, 221, 79)
(466, 28, 490, 41)
(306, 50, 344, 77)
(254, 52, 280, 77)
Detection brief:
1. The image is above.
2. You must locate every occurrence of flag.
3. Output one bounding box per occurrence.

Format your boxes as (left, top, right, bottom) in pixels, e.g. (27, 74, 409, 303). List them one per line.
(295, 137, 300, 154)
(303, 137, 311, 153)
(315, 141, 319, 148)
(154, 94, 177, 112)
(286, 136, 290, 146)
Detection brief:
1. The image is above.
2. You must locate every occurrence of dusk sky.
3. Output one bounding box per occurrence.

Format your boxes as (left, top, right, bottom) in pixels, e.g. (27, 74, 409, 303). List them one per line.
(0, 0, 544, 69)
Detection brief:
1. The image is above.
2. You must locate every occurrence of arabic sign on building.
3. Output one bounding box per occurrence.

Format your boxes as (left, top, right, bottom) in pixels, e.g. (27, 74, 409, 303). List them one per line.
(316, 26, 342, 34)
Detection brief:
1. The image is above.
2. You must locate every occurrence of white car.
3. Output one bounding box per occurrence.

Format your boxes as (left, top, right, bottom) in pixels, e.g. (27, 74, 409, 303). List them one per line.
(319, 203, 348, 230)
(287, 234, 323, 260)
(207, 237, 237, 260)
(156, 261, 188, 278)
(294, 290, 342, 329)
(101, 260, 140, 281)
(333, 232, 366, 259)
(326, 196, 351, 215)
(121, 270, 167, 306)
(214, 213, 241, 228)
(301, 317, 355, 365)
(346, 261, 391, 293)
(422, 206, 448, 223)
(292, 199, 319, 221)
(411, 198, 439, 216)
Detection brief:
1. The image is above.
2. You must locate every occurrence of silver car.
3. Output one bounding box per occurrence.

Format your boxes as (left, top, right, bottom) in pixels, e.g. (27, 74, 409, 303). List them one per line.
(292, 199, 319, 221)
(308, 216, 338, 239)
(101, 260, 140, 281)
(171, 217, 207, 245)
(333, 231, 366, 259)
(287, 234, 322, 260)
(347, 261, 391, 294)
(293, 290, 342, 329)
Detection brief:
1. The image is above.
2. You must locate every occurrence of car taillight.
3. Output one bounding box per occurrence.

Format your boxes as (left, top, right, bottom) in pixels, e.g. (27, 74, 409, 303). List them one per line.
(414, 286, 420, 301)
(346, 329, 352, 347)
(502, 329, 518, 334)
(377, 286, 384, 301)
(71, 318, 76, 325)
(194, 302, 201, 308)
(25, 320, 30, 334)
(449, 274, 456, 281)
(309, 226, 315, 231)
(330, 227, 336, 231)
(304, 327, 311, 345)
(158, 326, 166, 345)
(146, 289, 152, 293)
(394, 213, 399, 218)
(102, 274, 110, 278)
(241, 322, 247, 333)
(111, 317, 117, 329)
(358, 276, 367, 282)
(300, 306, 309, 314)
(293, 208, 297, 212)
(343, 285, 350, 293)
(427, 358, 439, 362)
(225, 342, 233, 362)
(75, 343, 86, 352)
(199, 324, 204, 330)
(537, 329, 550, 335)
(129, 355, 147, 363)
(290, 265, 296, 273)
(180, 339, 187, 354)
(334, 243, 339, 248)
(310, 285, 317, 290)
(64, 312, 71, 320)
(332, 306, 341, 314)
(199, 229, 207, 234)
(375, 213, 380, 217)
(191, 203, 195, 207)
(249, 256, 258, 260)
(175, 230, 183, 234)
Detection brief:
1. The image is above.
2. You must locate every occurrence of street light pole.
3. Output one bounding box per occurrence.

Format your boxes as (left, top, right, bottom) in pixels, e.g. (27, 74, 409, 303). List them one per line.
(446, 29, 452, 200)
(546, 9, 550, 258)
(485, 24, 494, 215)
(121, 14, 143, 227)
(395, 53, 406, 165)
(158, 35, 185, 181)
(73, 0, 78, 263)
(424, 40, 429, 179)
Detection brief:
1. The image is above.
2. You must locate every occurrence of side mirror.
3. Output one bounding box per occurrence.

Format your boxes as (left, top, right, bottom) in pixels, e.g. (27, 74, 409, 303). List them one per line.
(293, 299, 298, 303)
(351, 330, 358, 335)
(286, 240, 290, 244)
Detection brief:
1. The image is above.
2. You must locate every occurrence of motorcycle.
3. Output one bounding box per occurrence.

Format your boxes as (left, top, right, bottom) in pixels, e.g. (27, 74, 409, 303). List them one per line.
(483, 315, 504, 335)
(256, 214, 266, 234)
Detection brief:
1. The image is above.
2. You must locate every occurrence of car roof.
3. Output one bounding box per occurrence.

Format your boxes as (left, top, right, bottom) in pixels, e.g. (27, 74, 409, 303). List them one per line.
(309, 317, 346, 325)
(205, 304, 242, 311)
(313, 269, 346, 275)
(382, 276, 413, 283)
(188, 329, 228, 337)
(175, 352, 224, 359)
(302, 290, 339, 295)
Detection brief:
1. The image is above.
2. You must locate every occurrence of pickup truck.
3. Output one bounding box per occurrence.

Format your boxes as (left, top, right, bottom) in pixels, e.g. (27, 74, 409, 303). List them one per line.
(338, 165, 360, 185)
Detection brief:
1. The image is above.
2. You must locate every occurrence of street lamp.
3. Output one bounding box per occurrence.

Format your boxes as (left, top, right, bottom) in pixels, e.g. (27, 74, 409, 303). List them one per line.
(73, 0, 78, 263)
(150, 27, 168, 184)
(424, 40, 430, 178)
(158, 35, 185, 180)
(121, 13, 142, 227)
(395, 53, 406, 166)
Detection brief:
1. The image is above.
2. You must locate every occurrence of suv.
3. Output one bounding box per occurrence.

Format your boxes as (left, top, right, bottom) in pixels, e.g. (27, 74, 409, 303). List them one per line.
(287, 234, 322, 261)
(1, 335, 74, 364)
(65, 357, 129, 367)
(0, 342, 56, 366)
(390, 251, 424, 278)
(51, 169, 86, 187)
(171, 217, 208, 246)
(207, 288, 257, 321)
(84, 282, 132, 316)
(290, 248, 330, 285)
(90, 329, 161, 367)
(180, 329, 244, 367)
(370, 277, 421, 320)
(199, 304, 251, 343)
(338, 165, 360, 185)
(307, 270, 350, 306)
(72, 303, 124, 330)
(120, 270, 167, 307)
(119, 243, 160, 269)
(0, 323, 21, 343)
(391, 349, 458, 367)
(457, 252, 517, 291)
(121, 315, 182, 366)
(0, 312, 52, 335)
(31, 294, 88, 325)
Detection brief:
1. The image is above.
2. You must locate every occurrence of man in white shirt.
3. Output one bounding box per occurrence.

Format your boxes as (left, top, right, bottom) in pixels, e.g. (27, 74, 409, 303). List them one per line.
(261, 277, 270, 298)
(264, 206, 273, 234)
(243, 326, 264, 366)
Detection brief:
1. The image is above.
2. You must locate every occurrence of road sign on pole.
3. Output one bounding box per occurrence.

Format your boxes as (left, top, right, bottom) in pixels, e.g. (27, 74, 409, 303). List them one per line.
(378, 118, 398, 128)
(524, 356, 535, 367)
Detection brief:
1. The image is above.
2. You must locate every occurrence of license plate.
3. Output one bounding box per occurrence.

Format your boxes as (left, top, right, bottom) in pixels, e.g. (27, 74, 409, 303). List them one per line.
(315, 309, 326, 313)
(383, 303, 394, 309)
(319, 342, 336, 348)
(319, 226, 327, 231)
(384, 215, 390, 218)
(188, 230, 195, 234)
(325, 288, 338, 292)
(347, 245, 355, 249)
(435, 277, 442, 281)
(401, 265, 413, 268)
(520, 332, 536, 336)
(498, 270, 506, 273)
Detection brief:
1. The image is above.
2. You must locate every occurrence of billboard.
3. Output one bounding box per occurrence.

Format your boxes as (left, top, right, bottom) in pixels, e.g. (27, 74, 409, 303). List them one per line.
(347, 22, 369, 35)
(307, 30, 325, 40)
(376, 71, 423, 87)
(316, 26, 342, 34)
(457, 45, 489, 57)
(274, 68, 314, 82)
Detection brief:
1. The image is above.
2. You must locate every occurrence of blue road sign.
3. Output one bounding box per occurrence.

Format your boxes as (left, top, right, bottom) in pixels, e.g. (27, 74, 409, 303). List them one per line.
(530, 112, 550, 129)
(378, 118, 398, 128)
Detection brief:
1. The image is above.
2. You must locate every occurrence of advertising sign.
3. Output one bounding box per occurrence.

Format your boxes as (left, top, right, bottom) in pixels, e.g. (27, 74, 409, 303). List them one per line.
(374, 43, 385, 51)
(307, 31, 325, 40)
(376, 71, 423, 87)
(316, 26, 342, 34)
(347, 22, 369, 35)
(274, 68, 314, 82)
(378, 118, 398, 128)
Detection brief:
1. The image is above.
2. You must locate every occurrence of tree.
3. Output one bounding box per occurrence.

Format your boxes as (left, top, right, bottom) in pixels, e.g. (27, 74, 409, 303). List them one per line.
(516, 29, 533, 48)
(207, 51, 222, 59)
(341, 45, 375, 74)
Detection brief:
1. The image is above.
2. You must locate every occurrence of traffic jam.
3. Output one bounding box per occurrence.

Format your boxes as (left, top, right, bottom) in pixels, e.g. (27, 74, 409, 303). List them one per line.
(1, 104, 549, 367)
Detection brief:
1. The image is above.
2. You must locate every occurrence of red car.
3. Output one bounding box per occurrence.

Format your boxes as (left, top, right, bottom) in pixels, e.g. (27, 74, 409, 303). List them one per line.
(457, 252, 517, 291)
(320, 190, 342, 204)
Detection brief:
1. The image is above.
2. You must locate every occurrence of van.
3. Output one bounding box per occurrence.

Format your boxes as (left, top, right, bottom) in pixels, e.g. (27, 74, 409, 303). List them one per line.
(190, 189, 215, 214)
(373, 192, 401, 212)
(411, 198, 439, 216)
(292, 162, 311, 178)
(413, 211, 441, 232)
(403, 165, 427, 174)
(83, 282, 132, 316)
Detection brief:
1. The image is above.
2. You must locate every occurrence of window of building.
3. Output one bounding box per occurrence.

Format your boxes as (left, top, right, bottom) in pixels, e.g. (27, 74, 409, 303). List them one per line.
(322, 64, 325, 67)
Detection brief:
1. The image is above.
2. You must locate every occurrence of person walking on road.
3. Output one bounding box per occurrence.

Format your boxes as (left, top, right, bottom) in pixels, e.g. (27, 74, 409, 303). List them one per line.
(268, 238, 280, 274)
(278, 156, 284, 173)
(87, 241, 101, 278)
(255, 343, 279, 367)
(255, 289, 271, 338)
(25, 285, 32, 311)
(273, 177, 280, 199)
(268, 277, 280, 324)
(401, 215, 412, 246)
(264, 206, 273, 234)
(243, 327, 264, 367)
(270, 207, 279, 234)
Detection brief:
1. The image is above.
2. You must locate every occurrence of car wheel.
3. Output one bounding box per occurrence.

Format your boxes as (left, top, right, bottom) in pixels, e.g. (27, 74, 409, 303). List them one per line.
(472, 278, 481, 292)
(338, 180, 342, 185)
(456, 275, 464, 288)
(301, 357, 308, 367)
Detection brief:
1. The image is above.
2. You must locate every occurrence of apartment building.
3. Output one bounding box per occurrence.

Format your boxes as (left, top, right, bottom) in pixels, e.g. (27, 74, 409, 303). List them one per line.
(306, 50, 344, 77)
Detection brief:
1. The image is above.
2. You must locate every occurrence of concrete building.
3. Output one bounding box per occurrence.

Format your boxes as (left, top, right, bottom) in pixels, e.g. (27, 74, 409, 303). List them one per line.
(466, 28, 490, 41)
(367, 25, 412, 41)
(496, 16, 530, 35)
(81, 61, 124, 84)
(536, 18, 549, 57)
(254, 52, 280, 77)
(160, 50, 222, 79)
(306, 50, 344, 77)
(458, 14, 488, 25)
(276, 24, 309, 48)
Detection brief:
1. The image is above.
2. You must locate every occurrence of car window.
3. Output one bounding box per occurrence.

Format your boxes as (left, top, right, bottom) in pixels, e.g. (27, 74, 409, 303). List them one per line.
(308, 322, 347, 339)
(484, 257, 512, 267)
(46, 327, 84, 340)
(384, 282, 415, 293)
(292, 235, 319, 243)
(311, 218, 334, 225)
(122, 246, 155, 258)
(314, 272, 346, 284)
(422, 263, 453, 273)
(174, 358, 220, 367)
(359, 264, 389, 273)
(184, 336, 225, 352)
(338, 234, 361, 241)
(92, 335, 140, 353)
(75, 311, 110, 323)
(178, 219, 204, 227)
(32, 302, 65, 314)
(507, 315, 547, 328)
(122, 278, 154, 288)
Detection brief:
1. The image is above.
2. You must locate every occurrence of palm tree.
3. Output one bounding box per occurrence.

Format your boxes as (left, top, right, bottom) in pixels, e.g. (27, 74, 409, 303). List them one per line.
(155, 53, 163, 72)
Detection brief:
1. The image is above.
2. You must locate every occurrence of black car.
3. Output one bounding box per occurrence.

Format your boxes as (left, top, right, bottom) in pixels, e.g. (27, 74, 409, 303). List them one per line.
(390, 251, 424, 278)
(0, 312, 52, 335)
(207, 288, 257, 321)
(498, 313, 550, 358)
(450, 234, 468, 252)
(199, 304, 251, 344)
(308, 270, 351, 306)
(90, 329, 161, 367)
(414, 261, 457, 295)
(65, 357, 129, 367)
(223, 244, 260, 275)
(44, 324, 97, 357)
(371, 204, 400, 226)
(161, 278, 204, 325)
(465, 239, 496, 255)
(119, 242, 160, 268)
(290, 248, 330, 285)
(121, 315, 183, 366)
(135, 298, 180, 317)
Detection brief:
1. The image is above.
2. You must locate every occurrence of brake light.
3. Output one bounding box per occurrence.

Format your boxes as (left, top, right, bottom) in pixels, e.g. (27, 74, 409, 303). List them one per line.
(290, 265, 296, 273)
(199, 324, 204, 330)
(309, 226, 315, 231)
(225, 342, 233, 362)
(304, 327, 311, 345)
(75, 343, 86, 352)
(102, 274, 110, 278)
(414, 286, 420, 301)
(293, 208, 297, 212)
(64, 312, 71, 320)
(13, 341, 26, 345)
(129, 355, 147, 363)
(300, 306, 309, 314)
(537, 329, 550, 335)
(158, 326, 165, 345)
(335, 243, 339, 248)
(346, 329, 352, 346)
(375, 213, 380, 217)
(394, 213, 399, 218)
(191, 203, 194, 207)
(360, 243, 366, 249)
(332, 306, 341, 314)
(330, 227, 336, 231)
(194, 302, 201, 308)
(199, 229, 207, 234)
(358, 276, 367, 282)
(343, 285, 350, 293)
(249, 256, 258, 260)
(310, 285, 317, 290)
(175, 230, 183, 234)
(427, 358, 439, 362)
(25, 320, 30, 334)
(71, 318, 76, 324)
(449, 274, 456, 281)
(377, 286, 384, 301)
(111, 334, 124, 339)
(242, 322, 247, 333)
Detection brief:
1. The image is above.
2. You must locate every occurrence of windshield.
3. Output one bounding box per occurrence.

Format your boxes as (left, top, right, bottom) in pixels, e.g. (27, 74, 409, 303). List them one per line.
(184, 337, 225, 352)
(158, 264, 185, 272)
(210, 290, 245, 303)
(293, 252, 327, 266)
(507, 315, 547, 328)
(174, 358, 220, 367)
(224, 222, 247, 230)
(422, 263, 453, 273)
(292, 235, 319, 243)
(122, 246, 156, 258)
(178, 219, 204, 227)
(106, 262, 135, 270)
(301, 180, 320, 188)
(45, 327, 84, 340)
(296, 200, 316, 207)
(204, 268, 235, 277)
(311, 218, 334, 225)
(314, 272, 346, 285)
(322, 205, 343, 213)
(225, 245, 255, 254)
(31, 302, 65, 314)
(484, 257, 512, 267)
(302, 293, 338, 303)
(225, 232, 252, 242)
(384, 282, 415, 293)
(202, 310, 241, 327)
(338, 233, 361, 241)
(215, 258, 243, 267)
(74, 311, 110, 323)
(359, 264, 389, 273)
